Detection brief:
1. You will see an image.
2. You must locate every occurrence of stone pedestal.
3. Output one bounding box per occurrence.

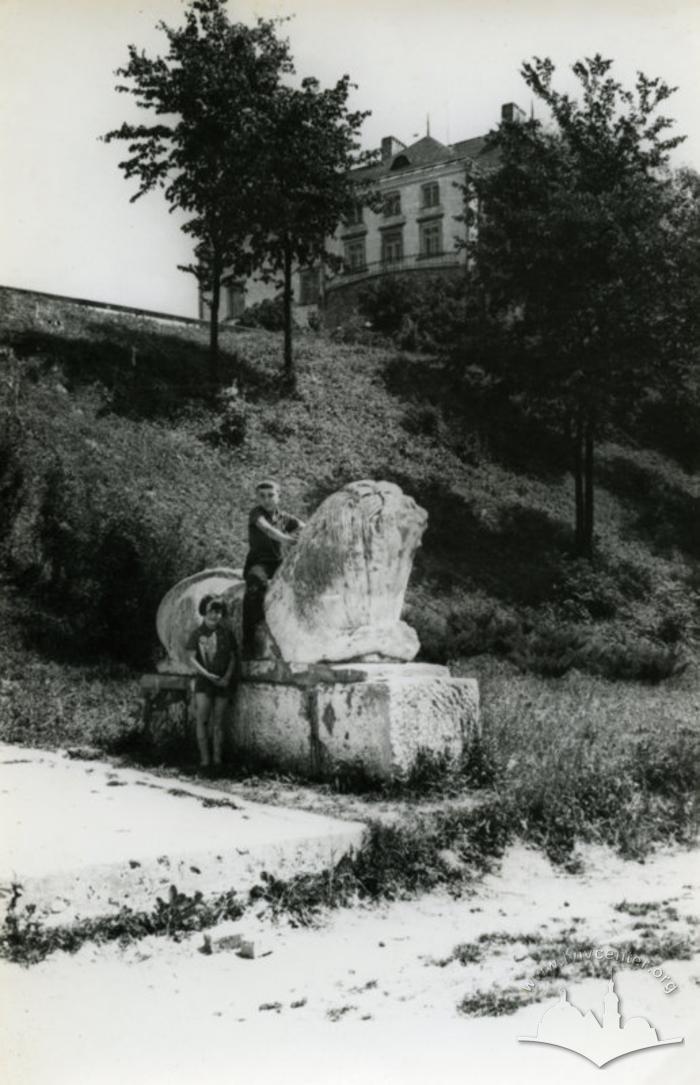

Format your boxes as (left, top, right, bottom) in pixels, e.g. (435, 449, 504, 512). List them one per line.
(231, 662, 479, 782)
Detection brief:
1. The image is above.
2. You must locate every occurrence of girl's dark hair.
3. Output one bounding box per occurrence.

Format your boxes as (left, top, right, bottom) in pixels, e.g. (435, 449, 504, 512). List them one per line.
(198, 594, 227, 617)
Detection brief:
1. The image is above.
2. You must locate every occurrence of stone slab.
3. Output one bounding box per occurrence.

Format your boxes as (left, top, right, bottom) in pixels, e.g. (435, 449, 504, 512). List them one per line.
(241, 660, 450, 685)
(232, 674, 479, 781)
(0, 744, 365, 923)
(141, 673, 193, 693)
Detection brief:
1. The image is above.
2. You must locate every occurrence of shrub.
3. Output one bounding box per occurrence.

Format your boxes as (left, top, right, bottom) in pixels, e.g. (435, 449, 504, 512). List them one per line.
(30, 473, 188, 665)
(553, 558, 625, 620)
(598, 447, 700, 558)
(358, 277, 407, 335)
(237, 296, 287, 332)
(358, 272, 465, 351)
(403, 748, 456, 793)
(0, 386, 202, 666)
(407, 600, 449, 663)
(402, 403, 441, 438)
(200, 383, 247, 448)
(449, 597, 522, 660)
(579, 625, 689, 683)
(459, 731, 500, 789)
(509, 616, 587, 678)
(631, 385, 700, 472)
(328, 313, 375, 345)
(632, 727, 700, 798)
(396, 314, 419, 352)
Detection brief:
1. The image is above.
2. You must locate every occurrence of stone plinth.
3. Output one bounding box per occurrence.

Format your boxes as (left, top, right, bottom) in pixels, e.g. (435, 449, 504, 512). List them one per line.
(231, 664, 479, 781)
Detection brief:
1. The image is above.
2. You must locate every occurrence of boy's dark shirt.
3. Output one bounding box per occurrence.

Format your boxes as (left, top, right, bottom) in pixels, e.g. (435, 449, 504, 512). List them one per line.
(185, 623, 236, 678)
(244, 505, 300, 576)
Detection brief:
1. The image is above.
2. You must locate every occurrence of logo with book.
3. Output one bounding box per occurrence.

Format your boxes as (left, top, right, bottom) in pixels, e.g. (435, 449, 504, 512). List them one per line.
(518, 976, 683, 1068)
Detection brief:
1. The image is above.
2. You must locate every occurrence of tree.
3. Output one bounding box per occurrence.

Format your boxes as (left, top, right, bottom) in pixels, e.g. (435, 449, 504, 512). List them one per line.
(103, 0, 293, 388)
(639, 167, 700, 470)
(460, 55, 695, 557)
(255, 76, 376, 381)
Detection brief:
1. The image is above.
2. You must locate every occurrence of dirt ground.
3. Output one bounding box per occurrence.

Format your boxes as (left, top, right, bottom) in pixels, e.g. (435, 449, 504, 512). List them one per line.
(2, 839, 698, 1085)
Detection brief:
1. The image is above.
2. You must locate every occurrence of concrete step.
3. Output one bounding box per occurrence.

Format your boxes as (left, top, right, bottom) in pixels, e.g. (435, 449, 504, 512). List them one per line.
(0, 744, 366, 924)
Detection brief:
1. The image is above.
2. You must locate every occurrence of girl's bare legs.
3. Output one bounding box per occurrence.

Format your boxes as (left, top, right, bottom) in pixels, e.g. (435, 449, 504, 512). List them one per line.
(211, 696, 227, 767)
(194, 692, 212, 767)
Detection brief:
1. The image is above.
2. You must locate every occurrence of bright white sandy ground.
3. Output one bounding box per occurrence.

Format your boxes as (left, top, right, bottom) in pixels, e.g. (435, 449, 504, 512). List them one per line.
(0, 745, 364, 921)
(1, 752, 698, 1085)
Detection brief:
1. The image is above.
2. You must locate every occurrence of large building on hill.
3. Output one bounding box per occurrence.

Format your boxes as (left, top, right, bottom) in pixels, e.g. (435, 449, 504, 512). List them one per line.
(199, 102, 518, 327)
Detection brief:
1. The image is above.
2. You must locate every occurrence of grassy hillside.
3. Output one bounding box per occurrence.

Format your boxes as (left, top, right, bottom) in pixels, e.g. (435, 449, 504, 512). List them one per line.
(0, 301, 698, 864)
(1, 302, 697, 678)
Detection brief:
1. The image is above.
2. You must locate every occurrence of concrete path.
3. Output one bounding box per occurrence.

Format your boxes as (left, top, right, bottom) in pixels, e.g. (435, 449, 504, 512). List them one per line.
(0, 743, 365, 922)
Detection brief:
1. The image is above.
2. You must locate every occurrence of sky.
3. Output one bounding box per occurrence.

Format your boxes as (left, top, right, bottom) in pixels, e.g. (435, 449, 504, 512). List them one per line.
(1, 0, 699, 318)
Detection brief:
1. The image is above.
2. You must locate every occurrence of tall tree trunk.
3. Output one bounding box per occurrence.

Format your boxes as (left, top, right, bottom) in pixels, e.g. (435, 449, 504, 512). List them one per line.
(573, 409, 585, 555)
(583, 414, 595, 559)
(208, 251, 222, 391)
(283, 240, 294, 382)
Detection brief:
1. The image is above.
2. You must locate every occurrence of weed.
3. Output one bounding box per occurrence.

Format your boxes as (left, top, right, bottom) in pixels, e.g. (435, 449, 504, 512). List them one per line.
(457, 986, 539, 1016)
(613, 900, 660, 917)
(0, 883, 244, 967)
(451, 942, 484, 965)
(327, 1005, 356, 1022)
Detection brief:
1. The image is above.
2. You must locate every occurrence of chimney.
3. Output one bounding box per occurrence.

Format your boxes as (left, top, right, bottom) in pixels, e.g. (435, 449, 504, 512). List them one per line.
(501, 102, 526, 124)
(381, 136, 407, 163)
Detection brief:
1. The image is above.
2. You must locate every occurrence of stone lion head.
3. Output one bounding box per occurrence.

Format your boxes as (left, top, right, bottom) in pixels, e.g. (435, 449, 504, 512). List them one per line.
(265, 479, 427, 664)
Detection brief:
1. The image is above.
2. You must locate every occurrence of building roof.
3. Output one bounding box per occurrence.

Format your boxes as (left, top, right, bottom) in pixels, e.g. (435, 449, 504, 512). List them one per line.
(451, 135, 490, 159)
(391, 134, 452, 168)
(353, 129, 497, 181)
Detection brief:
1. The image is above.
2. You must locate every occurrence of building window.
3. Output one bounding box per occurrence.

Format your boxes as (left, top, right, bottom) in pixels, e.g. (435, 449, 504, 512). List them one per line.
(344, 238, 366, 272)
(382, 229, 403, 265)
(345, 203, 364, 226)
(420, 220, 442, 257)
(383, 190, 401, 217)
(421, 182, 440, 209)
(298, 268, 320, 306)
(223, 281, 245, 319)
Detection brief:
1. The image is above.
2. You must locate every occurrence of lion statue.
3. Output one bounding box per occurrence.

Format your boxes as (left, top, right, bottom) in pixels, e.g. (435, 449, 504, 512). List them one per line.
(155, 479, 427, 670)
(265, 479, 427, 663)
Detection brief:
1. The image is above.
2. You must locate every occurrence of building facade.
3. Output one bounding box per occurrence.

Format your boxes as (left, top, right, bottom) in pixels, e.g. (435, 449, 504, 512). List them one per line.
(199, 103, 517, 326)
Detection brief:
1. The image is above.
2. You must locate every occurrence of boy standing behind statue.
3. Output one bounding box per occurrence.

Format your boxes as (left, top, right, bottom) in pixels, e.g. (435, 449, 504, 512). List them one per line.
(242, 480, 305, 658)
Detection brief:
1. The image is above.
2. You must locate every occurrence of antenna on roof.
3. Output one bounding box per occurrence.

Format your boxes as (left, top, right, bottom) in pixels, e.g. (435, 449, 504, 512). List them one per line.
(426, 113, 431, 138)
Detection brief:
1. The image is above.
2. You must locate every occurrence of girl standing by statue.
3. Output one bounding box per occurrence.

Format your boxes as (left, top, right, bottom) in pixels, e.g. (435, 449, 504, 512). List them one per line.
(185, 595, 237, 775)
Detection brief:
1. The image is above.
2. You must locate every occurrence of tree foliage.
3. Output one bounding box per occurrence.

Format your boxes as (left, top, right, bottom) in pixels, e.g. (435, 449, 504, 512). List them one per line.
(255, 76, 376, 379)
(459, 54, 698, 556)
(103, 0, 293, 386)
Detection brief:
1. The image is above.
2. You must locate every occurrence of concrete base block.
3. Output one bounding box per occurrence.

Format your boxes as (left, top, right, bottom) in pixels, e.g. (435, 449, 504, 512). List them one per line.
(232, 665, 479, 781)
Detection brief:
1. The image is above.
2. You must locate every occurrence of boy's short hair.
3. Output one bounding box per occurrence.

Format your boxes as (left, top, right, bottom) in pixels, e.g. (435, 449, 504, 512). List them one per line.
(198, 594, 227, 617)
(256, 479, 279, 493)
